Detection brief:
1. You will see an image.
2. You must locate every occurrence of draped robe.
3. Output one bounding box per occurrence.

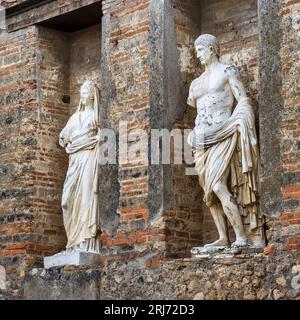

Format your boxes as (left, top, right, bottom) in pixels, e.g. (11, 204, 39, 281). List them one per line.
(188, 97, 264, 246)
(59, 108, 101, 252)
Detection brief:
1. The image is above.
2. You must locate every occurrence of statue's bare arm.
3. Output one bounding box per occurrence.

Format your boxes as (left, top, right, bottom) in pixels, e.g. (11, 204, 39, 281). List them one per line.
(225, 65, 247, 102)
(187, 79, 198, 108)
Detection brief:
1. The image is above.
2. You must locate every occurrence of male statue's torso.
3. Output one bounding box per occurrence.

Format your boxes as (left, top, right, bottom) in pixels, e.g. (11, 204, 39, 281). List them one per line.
(191, 63, 235, 131)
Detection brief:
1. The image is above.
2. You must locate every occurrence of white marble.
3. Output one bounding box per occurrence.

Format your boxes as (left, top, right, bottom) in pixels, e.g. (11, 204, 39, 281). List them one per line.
(58, 80, 101, 257)
(191, 246, 226, 255)
(0, 265, 6, 290)
(44, 251, 103, 269)
(188, 34, 265, 253)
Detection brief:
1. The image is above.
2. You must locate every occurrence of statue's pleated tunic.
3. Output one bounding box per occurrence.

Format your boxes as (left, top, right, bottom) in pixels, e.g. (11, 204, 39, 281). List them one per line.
(59, 108, 100, 252)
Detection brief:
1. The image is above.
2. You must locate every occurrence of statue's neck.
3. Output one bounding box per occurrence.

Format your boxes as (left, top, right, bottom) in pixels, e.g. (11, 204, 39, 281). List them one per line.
(204, 56, 220, 71)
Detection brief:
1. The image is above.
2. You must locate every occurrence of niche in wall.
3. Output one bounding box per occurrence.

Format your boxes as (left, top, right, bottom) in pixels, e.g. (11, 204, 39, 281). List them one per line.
(33, 3, 102, 251)
(165, 0, 259, 257)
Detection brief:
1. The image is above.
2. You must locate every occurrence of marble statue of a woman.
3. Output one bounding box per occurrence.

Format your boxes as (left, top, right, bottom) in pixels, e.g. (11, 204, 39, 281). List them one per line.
(59, 80, 101, 254)
(187, 34, 265, 253)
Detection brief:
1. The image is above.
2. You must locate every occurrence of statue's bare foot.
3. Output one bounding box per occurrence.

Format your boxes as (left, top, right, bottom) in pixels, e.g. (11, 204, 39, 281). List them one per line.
(204, 238, 229, 248)
(231, 237, 248, 248)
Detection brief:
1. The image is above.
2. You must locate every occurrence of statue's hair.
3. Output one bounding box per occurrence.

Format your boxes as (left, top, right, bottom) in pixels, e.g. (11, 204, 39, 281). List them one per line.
(194, 34, 220, 58)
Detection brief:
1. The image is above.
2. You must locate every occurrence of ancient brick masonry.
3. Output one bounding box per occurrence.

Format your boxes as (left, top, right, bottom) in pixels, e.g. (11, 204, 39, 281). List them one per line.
(100, 0, 162, 253)
(0, 26, 49, 277)
(101, 0, 205, 257)
(279, 0, 300, 252)
(0, 0, 299, 300)
(0, 26, 71, 278)
(0, 0, 102, 279)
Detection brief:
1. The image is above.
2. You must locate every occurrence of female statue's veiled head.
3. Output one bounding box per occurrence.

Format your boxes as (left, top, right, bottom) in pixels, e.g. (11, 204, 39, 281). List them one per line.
(80, 79, 95, 106)
(194, 34, 220, 64)
(77, 79, 101, 127)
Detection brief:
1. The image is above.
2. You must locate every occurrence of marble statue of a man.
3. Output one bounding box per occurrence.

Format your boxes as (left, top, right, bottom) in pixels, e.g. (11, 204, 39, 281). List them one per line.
(187, 34, 265, 251)
(59, 80, 101, 254)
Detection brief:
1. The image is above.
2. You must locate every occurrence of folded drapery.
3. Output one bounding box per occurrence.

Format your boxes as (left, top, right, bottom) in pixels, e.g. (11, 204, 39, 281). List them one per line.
(59, 110, 101, 252)
(188, 98, 263, 232)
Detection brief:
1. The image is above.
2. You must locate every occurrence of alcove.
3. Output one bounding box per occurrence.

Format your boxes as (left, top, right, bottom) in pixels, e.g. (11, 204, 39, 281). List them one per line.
(32, 3, 102, 251)
(164, 0, 260, 257)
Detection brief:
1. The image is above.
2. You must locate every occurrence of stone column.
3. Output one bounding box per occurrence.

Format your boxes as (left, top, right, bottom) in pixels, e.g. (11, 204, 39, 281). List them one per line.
(258, 0, 300, 253)
(258, 0, 284, 218)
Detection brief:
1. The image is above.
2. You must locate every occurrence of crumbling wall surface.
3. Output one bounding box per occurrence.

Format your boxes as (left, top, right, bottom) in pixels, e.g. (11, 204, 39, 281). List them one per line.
(0, 25, 69, 293)
(100, 254, 300, 300)
(0, 16, 102, 296)
(33, 26, 70, 256)
(23, 267, 101, 300)
(278, 0, 300, 252)
(202, 0, 259, 101)
(69, 25, 102, 114)
(20, 250, 300, 300)
(258, 0, 300, 253)
(0, 26, 40, 286)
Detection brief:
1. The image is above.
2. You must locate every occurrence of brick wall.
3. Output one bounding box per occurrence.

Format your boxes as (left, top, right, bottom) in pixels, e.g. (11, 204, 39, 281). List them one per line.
(165, 0, 203, 256)
(100, 0, 207, 257)
(0, 17, 102, 282)
(279, 0, 300, 253)
(0, 25, 70, 278)
(69, 25, 102, 114)
(0, 0, 299, 296)
(0, 26, 40, 276)
(100, 0, 164, 255)
(34, 26, 70, 256)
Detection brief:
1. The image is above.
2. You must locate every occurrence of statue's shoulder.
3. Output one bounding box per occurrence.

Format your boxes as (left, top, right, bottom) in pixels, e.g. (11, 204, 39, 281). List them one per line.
(223, 64, 240, 78)
(190, 74, 204, 89)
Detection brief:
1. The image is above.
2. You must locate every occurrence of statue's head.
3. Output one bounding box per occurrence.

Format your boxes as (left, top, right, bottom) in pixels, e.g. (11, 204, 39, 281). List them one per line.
(194, 34, 220, 65)
(77, 79, 100, 126)
(80, 80, 95, 106)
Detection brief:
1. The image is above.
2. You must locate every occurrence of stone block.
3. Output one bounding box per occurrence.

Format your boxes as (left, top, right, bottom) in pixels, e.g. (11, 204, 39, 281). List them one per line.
(24, 267, 101, 300)
(44, 251, 103, 269)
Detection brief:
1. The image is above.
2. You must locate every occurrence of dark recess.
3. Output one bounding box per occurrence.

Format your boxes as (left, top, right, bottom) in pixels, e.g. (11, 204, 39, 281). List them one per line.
(39, 2, 103, 32)
(6, 0, 103, 33)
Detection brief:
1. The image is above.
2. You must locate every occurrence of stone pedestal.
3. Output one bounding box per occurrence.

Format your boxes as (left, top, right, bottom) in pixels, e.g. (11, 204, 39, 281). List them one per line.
(44, 251, 103, 269)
